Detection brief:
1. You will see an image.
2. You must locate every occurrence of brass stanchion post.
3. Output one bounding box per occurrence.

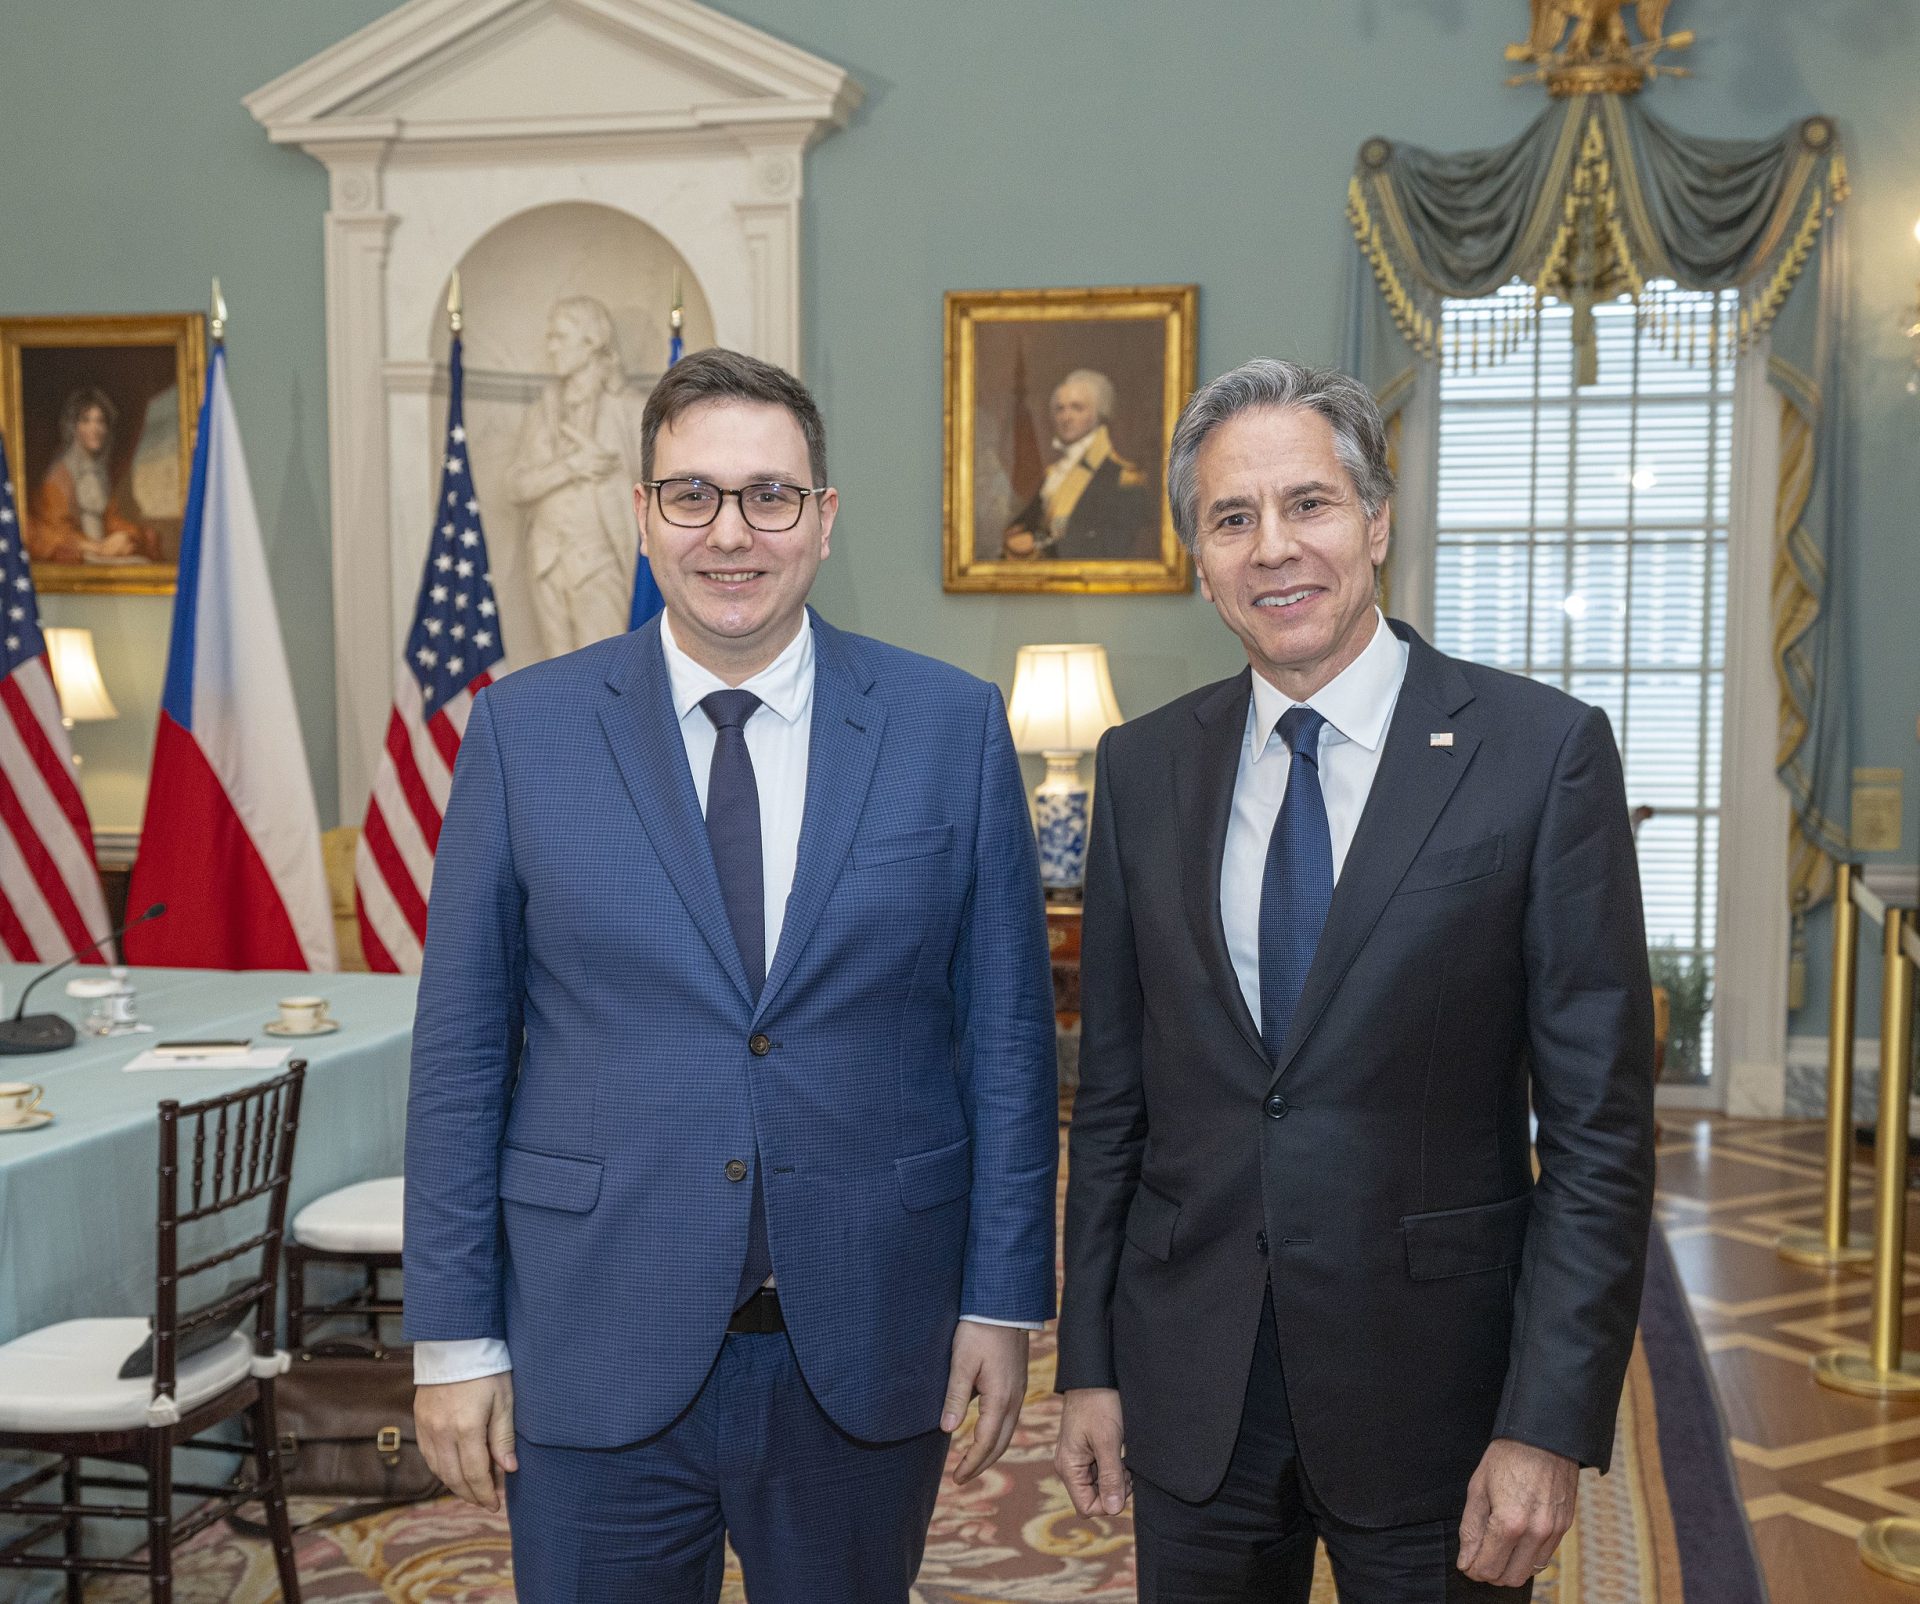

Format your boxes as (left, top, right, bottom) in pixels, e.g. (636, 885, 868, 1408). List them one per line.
(1814, 906, 1920, 1398)
(1780, 862, 1872, 1267)
(1857, 908, 1920, 1585)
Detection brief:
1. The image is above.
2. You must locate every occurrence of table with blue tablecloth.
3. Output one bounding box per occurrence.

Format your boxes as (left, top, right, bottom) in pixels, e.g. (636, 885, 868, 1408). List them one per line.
(0, 965, 418, 1347)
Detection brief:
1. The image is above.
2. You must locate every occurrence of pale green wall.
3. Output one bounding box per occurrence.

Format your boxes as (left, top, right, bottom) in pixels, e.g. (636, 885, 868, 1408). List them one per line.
(0, 1, 392, 829)
(1, 1, 1914, 1025)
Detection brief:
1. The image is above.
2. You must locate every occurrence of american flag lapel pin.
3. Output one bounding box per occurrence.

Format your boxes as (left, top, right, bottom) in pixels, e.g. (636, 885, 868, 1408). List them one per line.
(1430, 732, 1454, 748)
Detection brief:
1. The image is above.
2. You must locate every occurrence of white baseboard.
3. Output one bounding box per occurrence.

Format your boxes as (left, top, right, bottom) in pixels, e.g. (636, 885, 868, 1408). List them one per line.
(1775, 1033, 1920, 1125)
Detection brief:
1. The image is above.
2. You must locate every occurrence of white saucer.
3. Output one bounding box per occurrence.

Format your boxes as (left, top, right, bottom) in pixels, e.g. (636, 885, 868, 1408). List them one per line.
(264, 1020, 339, 1037)
(0, 1110, 53, 1133)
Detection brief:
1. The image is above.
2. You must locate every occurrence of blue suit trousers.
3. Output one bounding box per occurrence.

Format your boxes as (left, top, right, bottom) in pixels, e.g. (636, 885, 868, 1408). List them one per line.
(506, 1329, 950, 1602)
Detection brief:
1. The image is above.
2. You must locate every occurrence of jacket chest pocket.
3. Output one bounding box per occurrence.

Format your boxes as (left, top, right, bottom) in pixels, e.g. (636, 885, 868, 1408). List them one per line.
(1394, 833, 1504, 897)
(851, 824, 954, 870)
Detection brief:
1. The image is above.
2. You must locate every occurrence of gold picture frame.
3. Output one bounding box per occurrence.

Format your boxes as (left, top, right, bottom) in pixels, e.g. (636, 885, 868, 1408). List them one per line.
(0, 312, 206, 596)
(943, 284, 1196, 594)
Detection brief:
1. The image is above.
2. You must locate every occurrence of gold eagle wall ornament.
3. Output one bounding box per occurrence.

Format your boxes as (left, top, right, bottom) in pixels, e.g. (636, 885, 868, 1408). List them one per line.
(1507, 0, 1694, 96)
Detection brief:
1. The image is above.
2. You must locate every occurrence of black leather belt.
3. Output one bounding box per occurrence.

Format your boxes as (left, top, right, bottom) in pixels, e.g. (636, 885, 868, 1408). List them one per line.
(727, 1286, 785, 1334)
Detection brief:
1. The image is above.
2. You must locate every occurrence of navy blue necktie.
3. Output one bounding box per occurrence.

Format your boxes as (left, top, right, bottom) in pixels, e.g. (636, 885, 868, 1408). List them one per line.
(700, 689, 772, 1307)
(700, 690, 766, 994)
(1259, 706, 1334, 1062)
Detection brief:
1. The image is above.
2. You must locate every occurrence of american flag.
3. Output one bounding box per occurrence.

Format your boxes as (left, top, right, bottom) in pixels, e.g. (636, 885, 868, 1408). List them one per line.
(0, 435, 111, 960)
(354, 337, 505, 973)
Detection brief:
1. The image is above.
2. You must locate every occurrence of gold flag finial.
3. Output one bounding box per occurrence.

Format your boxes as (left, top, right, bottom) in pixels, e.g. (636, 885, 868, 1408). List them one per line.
(1506, 1, 1693, 97)
(210, 277, 228, 344)
(448, 270, 463, 336)
(671, 269, 684, 333)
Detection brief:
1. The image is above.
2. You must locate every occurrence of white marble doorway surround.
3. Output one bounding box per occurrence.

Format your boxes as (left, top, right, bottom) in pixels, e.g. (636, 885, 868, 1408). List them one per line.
(247, 0, 862, 818)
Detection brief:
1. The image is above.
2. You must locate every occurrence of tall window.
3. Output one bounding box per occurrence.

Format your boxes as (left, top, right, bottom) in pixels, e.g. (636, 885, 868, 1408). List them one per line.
(1433, 282, 1737, 1084)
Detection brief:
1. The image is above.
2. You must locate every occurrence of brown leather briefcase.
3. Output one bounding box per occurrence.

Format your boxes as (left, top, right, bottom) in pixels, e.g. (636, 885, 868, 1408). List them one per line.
(232, 1342, 443, 1536)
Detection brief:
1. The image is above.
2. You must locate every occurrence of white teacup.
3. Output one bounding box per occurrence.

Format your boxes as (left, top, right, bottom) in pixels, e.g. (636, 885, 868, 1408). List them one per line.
(0, 1081, 45, 1127)
(275, 997, 332, 1033)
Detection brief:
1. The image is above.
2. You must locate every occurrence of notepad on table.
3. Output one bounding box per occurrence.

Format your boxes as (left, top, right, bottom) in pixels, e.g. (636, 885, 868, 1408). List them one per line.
(124, 1047, 294, 1073)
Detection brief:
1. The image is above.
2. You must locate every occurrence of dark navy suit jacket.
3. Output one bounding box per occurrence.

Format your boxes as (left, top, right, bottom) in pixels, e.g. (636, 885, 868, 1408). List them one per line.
(1059, 623, 1657, 1525)
(404, 610, 1058, 1448)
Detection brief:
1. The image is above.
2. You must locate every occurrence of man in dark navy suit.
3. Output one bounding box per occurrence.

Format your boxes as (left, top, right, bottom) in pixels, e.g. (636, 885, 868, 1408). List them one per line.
(1055, 359, 1656, 1601)
(405, 349, 1058, 1602)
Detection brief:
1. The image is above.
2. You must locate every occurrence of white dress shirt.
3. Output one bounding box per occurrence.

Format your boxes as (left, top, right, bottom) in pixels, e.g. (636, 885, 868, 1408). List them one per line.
(417, 615, 1029, 1386)
(1220, 611, 1410, 1027)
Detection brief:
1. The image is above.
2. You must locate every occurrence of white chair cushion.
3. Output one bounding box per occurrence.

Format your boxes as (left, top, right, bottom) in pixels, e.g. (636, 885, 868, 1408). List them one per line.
(293, 1175, 404, 1253)
(0, 1319, 253, 1432)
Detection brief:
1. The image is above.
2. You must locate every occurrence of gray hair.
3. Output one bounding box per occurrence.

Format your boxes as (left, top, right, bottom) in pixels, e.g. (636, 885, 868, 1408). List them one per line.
(1055, 368, 1116, 422)
(1167, 359, 1395, 548)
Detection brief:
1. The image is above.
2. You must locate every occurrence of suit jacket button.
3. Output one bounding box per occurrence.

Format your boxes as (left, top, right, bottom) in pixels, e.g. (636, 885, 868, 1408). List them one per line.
(749, 1033, 772, 1057)
(725, 1159, 748, 1182)
(1264, 1094, 1290, 1120)
(1256, 1230, 1269, 1255)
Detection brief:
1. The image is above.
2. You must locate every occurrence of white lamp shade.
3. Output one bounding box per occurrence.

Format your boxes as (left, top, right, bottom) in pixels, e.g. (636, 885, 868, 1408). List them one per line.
(1006, 643, 1123, 755)
(43, 628, 118, 722)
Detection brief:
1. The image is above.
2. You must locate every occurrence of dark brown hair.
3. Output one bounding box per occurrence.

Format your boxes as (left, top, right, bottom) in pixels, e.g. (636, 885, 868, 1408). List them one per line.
(639, 347, 828, 485)
(58, 386, 119, 452)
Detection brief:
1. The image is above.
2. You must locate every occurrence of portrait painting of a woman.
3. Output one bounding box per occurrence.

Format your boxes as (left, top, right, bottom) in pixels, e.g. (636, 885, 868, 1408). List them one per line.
(28, 387, 163, 565)
(1, 312, 203, 595)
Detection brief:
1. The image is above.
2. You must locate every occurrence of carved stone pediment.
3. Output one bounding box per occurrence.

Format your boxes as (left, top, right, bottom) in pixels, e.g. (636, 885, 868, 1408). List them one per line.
(247, 0, 861, 148)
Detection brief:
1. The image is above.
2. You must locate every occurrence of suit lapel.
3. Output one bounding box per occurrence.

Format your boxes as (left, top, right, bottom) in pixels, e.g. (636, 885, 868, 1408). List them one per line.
(597, 618, 755, 1006)
(1270, 625, 1479, 1083)
(753, 613, 884, 1024)
(1177, 669, 1269, 1067)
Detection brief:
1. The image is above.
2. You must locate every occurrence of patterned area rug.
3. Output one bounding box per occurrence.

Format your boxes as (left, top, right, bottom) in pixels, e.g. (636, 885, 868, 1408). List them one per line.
(84, 1170, 1750, 1601)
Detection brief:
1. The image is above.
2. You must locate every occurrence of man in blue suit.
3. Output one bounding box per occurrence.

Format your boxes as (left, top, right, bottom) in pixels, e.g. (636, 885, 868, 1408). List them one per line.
(404, 348, 1059, 1601)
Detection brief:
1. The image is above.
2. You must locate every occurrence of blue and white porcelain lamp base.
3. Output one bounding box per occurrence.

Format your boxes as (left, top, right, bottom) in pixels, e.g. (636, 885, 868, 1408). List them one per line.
(1034, 750, 1090, 891)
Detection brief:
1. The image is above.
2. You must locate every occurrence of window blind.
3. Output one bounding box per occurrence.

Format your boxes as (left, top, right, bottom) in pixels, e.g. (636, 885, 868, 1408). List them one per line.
(1434, 282, 1735, 1083)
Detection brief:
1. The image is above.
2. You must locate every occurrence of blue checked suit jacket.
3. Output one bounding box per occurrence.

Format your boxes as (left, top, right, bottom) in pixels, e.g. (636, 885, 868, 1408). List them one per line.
(403, 610, 1059, 1448)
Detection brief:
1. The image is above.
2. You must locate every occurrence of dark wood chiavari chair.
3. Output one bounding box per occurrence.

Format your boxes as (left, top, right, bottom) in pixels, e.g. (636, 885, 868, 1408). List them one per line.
(0, 1062, 308, 1602)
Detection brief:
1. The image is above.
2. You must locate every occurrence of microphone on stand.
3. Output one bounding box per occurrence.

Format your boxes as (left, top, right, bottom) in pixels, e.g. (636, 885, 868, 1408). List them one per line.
(0, 903, 167, 1055)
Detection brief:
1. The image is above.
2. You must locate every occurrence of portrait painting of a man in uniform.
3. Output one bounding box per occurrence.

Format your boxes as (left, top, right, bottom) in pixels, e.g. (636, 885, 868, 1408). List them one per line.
(943, 285, 1194, 595)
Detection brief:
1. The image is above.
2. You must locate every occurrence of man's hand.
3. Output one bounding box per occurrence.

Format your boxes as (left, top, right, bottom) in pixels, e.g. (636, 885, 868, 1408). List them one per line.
(1054, 1387, 1129, 1517)
(943, 1322, 1029, 1484)
(1457, 1437, 1578, 1586)
(415, 1372, 518, 1512)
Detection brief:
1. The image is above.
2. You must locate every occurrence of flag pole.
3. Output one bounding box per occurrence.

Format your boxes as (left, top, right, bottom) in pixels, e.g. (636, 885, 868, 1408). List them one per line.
(210, 278, 227, 346)
(448, 269, 463, 336)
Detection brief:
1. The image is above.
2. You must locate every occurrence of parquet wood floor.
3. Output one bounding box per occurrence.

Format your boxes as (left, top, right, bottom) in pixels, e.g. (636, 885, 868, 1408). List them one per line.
(1664, 1115, 1920, 1604)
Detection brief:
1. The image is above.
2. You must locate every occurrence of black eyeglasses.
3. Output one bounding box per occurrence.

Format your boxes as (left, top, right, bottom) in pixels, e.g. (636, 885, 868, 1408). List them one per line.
(644, 477, 828, 534)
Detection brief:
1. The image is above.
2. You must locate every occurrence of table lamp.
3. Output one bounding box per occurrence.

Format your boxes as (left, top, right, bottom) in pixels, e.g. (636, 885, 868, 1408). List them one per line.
(1006, 643, 1123, 890)
(43, 628, 118, 772)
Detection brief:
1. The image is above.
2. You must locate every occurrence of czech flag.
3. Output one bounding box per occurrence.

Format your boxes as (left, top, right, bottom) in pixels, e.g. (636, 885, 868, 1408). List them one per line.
(127, 344, 334, 970)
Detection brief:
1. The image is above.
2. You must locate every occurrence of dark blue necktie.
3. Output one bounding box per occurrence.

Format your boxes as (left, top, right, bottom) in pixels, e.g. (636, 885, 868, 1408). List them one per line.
(700, 689, 772, 1307)
(701, 690, 765, 993)
(1259, 706, 1334, 1062)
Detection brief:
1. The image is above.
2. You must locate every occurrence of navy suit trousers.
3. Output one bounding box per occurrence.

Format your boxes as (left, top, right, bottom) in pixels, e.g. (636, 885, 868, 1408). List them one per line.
(506, 1328, 949, 1603)
(1132, 1289, 1533, 1604)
